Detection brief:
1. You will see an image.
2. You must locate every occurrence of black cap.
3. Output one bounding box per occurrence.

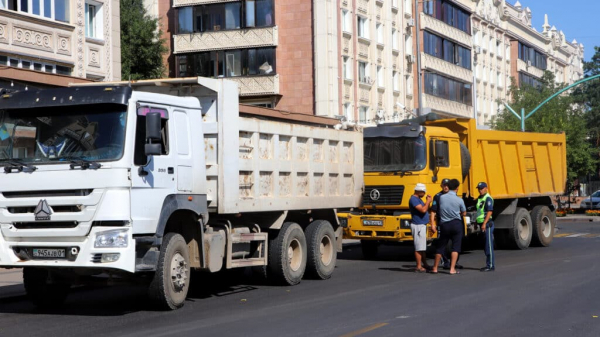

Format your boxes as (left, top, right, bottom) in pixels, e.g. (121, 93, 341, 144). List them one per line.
(441, 178, 450, 186)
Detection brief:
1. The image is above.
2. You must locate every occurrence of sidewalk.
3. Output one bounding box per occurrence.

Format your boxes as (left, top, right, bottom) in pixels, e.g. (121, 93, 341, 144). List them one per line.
(556, 214, 600, 223)
(0, 268, 25, 300)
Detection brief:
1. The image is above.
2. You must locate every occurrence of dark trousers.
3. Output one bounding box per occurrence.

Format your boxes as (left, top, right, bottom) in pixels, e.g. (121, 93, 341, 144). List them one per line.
(436, 219, 463, 255)
(482, 221, 495, 269)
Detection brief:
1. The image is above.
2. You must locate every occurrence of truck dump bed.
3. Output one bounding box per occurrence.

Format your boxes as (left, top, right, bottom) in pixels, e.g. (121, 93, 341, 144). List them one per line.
(427, 119, 567, 200)
(71, 77, 364, 214)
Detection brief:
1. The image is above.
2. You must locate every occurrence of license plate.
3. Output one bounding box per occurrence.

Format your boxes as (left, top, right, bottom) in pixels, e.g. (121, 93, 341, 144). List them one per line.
(363, 220, 383, 226)
(32, 248, 66, 258)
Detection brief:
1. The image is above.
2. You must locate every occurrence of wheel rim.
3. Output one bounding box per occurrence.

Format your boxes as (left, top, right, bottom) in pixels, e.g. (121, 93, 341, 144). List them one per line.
(320, 234, 333, 266)
(170, 252, 188, 292)
(541, 215, 552, 237)
(518, 218, 530, 241)
(288, 239, 303, 272)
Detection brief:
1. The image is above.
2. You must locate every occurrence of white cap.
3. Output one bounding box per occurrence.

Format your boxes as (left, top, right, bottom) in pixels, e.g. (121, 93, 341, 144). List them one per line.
(414, 183, 426, 192)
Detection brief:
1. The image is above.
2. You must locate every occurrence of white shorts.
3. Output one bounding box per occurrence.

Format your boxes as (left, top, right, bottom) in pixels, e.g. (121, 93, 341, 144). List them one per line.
(411, 224, 428, 252)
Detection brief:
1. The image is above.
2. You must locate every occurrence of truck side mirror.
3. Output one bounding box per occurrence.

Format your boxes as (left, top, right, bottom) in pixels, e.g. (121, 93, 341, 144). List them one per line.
(435, 141, 446, 164)
(144, 112, 162, 156)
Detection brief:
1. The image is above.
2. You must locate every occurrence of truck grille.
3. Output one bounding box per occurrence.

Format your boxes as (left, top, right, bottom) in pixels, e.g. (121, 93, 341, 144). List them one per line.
(362, 185, 404, 206)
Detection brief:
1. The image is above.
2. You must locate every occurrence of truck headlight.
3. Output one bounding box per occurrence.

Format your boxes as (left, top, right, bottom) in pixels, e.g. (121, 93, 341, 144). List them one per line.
(95, 229, 129, 248)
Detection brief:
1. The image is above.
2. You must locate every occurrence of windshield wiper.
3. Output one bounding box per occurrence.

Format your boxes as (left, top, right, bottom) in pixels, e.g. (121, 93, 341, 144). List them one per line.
(0, 158, 38, 173)
(67, 156, 102, 170)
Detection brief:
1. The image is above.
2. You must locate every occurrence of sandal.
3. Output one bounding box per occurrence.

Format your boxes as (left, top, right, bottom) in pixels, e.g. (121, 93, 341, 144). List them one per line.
(427, 270, 438, 274)
(450, 271, 460, 275)
(415, 268, 427, 273)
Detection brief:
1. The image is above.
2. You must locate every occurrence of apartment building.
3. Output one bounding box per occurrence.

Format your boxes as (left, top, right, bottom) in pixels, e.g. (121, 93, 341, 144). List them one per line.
(0, 0, 121, 89)
(412, 0, 584, 124)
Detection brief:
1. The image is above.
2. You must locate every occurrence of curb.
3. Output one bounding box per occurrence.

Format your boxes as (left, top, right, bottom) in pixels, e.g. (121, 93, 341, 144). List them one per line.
(557, 218, 600, 223)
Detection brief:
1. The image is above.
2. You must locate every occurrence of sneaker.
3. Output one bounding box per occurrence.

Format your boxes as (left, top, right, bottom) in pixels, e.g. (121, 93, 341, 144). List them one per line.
(455, 263, 464, 270)
(480, 267, 495, 272)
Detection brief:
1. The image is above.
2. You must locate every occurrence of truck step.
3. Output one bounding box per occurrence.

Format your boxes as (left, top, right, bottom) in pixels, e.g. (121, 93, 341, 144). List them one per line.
(227, 232, 268, 269)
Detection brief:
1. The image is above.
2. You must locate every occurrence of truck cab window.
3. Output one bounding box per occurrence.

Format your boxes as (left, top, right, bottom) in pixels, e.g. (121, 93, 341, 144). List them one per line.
(363, 134, 427, 172)
(430, 140, 449, 168)
(134, 114, 169, 166)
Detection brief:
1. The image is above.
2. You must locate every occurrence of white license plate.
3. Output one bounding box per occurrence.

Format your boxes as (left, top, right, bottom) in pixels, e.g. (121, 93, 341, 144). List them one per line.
(363, 220, 383, 226)
(33, 248, 66, 258)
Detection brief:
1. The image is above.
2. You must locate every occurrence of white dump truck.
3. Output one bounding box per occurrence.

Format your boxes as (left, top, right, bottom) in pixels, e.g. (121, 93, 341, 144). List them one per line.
(0, 77, 363, 309)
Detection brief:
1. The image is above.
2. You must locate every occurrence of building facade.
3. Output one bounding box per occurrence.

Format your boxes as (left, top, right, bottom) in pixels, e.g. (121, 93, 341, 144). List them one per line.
(0, 0, 121, 88)
(412, 0, 584, 124)
(160, 0, 584, 125)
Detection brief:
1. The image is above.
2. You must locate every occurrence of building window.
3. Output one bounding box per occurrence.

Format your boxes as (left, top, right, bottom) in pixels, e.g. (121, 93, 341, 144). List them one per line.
(519, 72, 542, 89)
(357, 16, 369, 39)
(344, 102, 352, 121)
(518, 42, 547, 70)
(359, 106, 369, 124)
(377, 66, 384, 87)
(358, 61, 370, 84)
(392, 29, 398, 50)
(343, 56, 352, 80)
(393, 71, 399, 91)
(423, 31, 471, 69)
(342, 9, 351, 33)
(177, 0, 274, 33)
(377, 23, 384, 44)
(496, 41, 502, 57)
(423, 0, 470, 34)
(1, 0, 69, 22)
(85, 1, 103, 39)
(176, 48, 275, 78)
(405, 34, 412, 55)
(1, 54, 71, 75)
(497, 72, 502, 87)
(424, 72, 472, 105)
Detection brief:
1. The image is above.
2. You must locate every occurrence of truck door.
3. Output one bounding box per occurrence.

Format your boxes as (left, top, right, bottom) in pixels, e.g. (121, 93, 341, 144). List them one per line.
(173, 110, 193, 193)
(430, 138, 461, 183)
(130, 104, 177, 235)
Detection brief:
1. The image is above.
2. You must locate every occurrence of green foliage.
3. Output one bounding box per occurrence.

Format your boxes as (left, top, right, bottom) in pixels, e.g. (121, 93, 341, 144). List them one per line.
(121, 0, 168, 80)
(492, 71, 597, 180)
(574, 46, 600, 156)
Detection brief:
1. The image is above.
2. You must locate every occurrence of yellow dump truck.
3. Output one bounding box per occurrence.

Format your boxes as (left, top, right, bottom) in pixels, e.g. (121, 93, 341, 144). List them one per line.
(341, 117, 566, 258)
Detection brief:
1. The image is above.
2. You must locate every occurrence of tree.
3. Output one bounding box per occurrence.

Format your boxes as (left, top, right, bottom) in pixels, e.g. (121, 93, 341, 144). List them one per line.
(574, 46, 600, 162)
(492, 71, 597, 180)
(121, 0, 168, 80)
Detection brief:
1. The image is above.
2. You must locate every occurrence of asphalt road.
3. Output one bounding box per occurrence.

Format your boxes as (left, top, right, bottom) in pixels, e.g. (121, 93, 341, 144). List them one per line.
(1, 221, 599, 337)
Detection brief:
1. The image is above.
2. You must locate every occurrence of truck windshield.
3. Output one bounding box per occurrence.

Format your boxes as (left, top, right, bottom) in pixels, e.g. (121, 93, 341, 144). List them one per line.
(364, 134, 427, 172)
(0, 105, 126, 164)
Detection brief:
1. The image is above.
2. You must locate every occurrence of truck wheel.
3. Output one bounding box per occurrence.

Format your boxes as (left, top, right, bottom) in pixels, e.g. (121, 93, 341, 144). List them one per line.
(360, 240, 379, 260)
(148, 233, 190, 310)
(305, 220, 337, 280)
(508, 208, 533, 250)
(531, 206, 555, 247)
(23, 267, 70, 308)
(268, 222, 307, 285)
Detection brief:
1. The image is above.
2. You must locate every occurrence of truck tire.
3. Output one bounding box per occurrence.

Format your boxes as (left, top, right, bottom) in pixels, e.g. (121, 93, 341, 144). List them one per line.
(23, 267, 70, 308)
(148, 233, 190, 310)
(508, 208, 533, 250)
(268, 222, 307, 285)
(305, 220, 337, 280)
(460, 142, 471, 179)
(360, 240, 379, 260)
(530, 206, 555, 247)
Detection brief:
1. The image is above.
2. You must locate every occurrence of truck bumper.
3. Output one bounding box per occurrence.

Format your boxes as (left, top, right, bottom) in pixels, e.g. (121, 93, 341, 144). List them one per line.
(343, 214, 437, 242)
(0, 226, 136, 273)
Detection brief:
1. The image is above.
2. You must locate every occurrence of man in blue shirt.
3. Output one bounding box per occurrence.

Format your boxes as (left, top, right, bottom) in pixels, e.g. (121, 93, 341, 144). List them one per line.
(431, 179, 466, 275)
(409, 183, 432, 272)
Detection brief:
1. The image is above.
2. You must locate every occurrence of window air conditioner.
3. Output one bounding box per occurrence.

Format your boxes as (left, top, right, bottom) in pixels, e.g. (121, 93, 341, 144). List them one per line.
(406, 54, 415, 63)
(475, 46, 482, 54)
(527, 60, 532, 67)
(407, 19, 415, 27)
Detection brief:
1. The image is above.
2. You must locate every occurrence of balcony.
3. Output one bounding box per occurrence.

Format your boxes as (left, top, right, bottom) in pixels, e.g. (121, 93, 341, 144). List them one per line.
(421, 53, 472, 83)
(230, 74, 279, 96)
(423, 94, 472, 119)
(420, 13, 471, 47)
(174, 26, 278, 54)
(173, 0, 239, 7)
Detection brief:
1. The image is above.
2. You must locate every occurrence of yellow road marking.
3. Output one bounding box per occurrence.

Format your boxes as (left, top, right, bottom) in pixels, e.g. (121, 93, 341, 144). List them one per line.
(554, 233, 574, 237)
(340, 323, 389, 337)
(583, 233, 600, 238)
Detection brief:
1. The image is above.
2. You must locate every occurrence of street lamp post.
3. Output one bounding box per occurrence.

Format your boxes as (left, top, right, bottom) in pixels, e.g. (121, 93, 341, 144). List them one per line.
(504, 73, 600, 132)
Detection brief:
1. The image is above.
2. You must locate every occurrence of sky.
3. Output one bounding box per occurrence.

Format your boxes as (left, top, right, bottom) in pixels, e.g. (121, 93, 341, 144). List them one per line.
(517, 0, 599, 62)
